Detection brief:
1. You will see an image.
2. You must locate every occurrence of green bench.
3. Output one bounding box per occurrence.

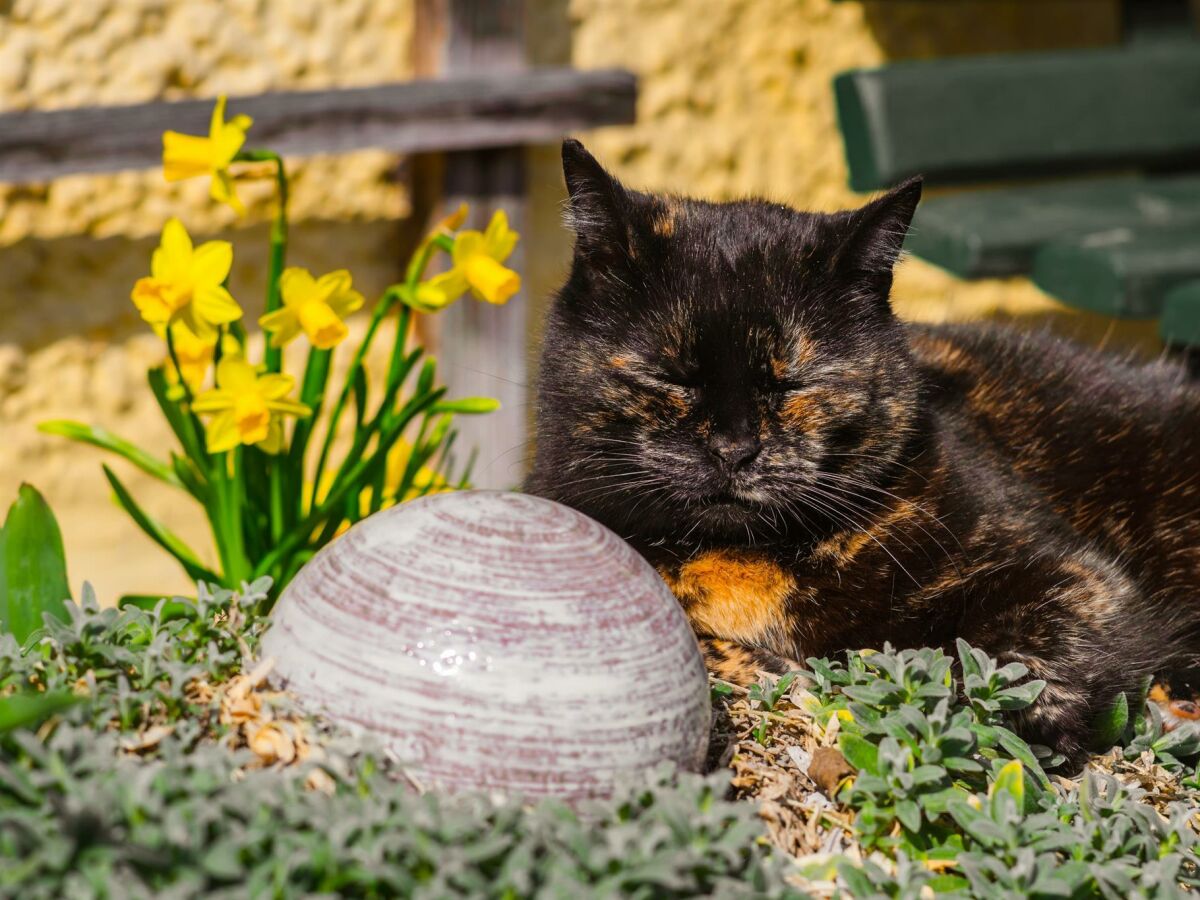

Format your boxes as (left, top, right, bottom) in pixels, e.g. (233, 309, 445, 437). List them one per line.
(832, 0, 1200, 369)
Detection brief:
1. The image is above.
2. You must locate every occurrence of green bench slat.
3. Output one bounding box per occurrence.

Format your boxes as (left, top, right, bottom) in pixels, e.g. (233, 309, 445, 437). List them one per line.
(835, 43, 1200, 191)
(1161, 281, 1200, 346)
(906, 175, 1200, 279)
(1031, 227, 1200, 318)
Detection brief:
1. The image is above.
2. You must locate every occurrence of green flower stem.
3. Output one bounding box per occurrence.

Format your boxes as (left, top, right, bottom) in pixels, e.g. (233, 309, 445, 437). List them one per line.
(184, 342, 248, 588)
(384, 304, 415, 393)
(163, 328, 211, 478)
(287, 347, 332, 524)
(235, 149, 288, 374)
(207, 458, 235, 586)
(159, 336, 237, 582)
(385, 414, 431, 513)
(269, 457, 285, 546)
(224, 448, 252, 585)
(308, 291, 409, 512)
(324, 338, 421, 505)
(254, 386, 445, 579)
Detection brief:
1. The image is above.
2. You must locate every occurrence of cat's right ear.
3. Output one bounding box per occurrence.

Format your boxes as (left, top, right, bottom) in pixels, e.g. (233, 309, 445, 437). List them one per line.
(562, 139, 630, 260)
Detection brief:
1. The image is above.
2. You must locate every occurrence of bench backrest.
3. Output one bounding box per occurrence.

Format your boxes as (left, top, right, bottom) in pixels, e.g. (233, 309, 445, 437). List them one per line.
(835, 42, 1200, 191)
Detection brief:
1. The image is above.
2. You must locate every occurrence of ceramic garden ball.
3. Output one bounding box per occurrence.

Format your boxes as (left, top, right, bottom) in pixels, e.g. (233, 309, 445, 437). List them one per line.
(261, 490, 711, 800)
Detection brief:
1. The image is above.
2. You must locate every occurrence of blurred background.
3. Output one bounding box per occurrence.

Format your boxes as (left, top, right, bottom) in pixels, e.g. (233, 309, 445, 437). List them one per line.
(0, 0, 1177, 598)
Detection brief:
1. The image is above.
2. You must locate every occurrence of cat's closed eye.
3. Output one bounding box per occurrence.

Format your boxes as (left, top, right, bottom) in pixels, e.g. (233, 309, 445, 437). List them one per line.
(660, 367, 700, 389)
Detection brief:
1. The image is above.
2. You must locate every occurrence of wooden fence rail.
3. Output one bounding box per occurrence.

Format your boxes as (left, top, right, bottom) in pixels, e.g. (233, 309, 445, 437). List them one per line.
(0, 67, 637, 183)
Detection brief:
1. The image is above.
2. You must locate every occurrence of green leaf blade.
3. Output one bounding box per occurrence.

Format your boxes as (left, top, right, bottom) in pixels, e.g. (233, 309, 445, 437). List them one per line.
(38, 420, 183, 489)
(0, 691, 79, 734)
(3, 484, 71, 642)
(839, 733, 880, 776)
(1090, 691, 1130, 751)
(101, 465, 220, 586)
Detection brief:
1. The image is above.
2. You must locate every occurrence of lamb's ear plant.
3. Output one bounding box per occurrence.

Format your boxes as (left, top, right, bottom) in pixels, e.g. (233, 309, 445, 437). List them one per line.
(799, 643, 1200, 898)
(1125, 702, 1200, 772)
(798, 643, 1056, 859)
(41, 96, 517, 606)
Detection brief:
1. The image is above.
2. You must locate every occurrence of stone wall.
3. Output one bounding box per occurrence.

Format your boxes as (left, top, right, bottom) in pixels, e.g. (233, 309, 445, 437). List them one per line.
(1, 0, 1151, 600)
(0, 0, 414, 599)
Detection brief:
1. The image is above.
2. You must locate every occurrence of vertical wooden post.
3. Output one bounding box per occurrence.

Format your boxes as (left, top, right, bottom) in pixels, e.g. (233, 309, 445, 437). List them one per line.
(415, 0, 530, 489)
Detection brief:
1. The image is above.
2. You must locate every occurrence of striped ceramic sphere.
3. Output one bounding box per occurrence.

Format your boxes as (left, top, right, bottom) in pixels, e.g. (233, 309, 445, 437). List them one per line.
(262, 490, 711, 800)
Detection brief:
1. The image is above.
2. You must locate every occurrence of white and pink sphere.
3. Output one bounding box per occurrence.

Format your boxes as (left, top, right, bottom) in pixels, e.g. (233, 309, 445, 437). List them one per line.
(262, 490, 711, 800)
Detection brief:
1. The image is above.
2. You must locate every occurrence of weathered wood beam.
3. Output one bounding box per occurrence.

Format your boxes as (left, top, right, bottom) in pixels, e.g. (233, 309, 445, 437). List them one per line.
(0, 67, 637, 183)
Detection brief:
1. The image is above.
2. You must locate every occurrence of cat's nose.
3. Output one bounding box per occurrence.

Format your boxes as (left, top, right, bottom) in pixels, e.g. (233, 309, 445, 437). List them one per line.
(709, 434, 761, 472)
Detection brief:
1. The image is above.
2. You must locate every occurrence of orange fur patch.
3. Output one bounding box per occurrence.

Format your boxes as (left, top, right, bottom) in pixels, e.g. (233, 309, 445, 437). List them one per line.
(909, 334, 976, 375)
(662, 550, 795, 645)
(780, 393, 825, 429)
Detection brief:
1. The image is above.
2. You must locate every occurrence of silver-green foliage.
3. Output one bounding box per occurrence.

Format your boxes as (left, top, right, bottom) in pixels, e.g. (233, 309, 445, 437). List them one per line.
(1, 724, 804, 899)
(0, 583, 802, 899)
(797, 642, 1200, 898)
(0, 579, 270, 735)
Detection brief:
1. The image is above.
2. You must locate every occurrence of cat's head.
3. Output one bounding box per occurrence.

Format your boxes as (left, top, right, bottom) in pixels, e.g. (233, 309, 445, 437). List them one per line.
(530, 140, 924, 547)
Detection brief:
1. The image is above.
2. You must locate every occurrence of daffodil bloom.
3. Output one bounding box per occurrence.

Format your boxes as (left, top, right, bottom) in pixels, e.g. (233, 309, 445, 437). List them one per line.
(415, 210, 520, 310)
(162, 95, 253, 214)
(131, 218, 242, 340)
(192, 357, 310, 454)
(259, 268, 364, 350)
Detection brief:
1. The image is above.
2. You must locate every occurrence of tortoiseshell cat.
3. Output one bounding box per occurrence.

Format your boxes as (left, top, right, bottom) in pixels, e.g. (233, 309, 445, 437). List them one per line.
(527, 140, 1200, 769)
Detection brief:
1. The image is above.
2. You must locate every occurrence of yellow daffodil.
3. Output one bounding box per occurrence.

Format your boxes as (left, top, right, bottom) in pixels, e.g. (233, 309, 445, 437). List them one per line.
(408, 202, 468, 276)
(259, 268, 364, 350)
(415, 210, 520, 310)
(192, 357, 310, 454)
(131, 218, 242, 340)
(162, 95, 253, 214)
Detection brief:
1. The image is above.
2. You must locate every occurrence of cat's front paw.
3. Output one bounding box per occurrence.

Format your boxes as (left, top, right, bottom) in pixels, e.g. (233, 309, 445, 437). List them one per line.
(699, 637, 797, 687)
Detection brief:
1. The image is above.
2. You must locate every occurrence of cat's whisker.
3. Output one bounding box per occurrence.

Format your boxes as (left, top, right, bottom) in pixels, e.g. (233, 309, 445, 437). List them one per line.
(794, 486, 922, 591)
(812, 471, 965, 571)
(821, 450, 933, 485)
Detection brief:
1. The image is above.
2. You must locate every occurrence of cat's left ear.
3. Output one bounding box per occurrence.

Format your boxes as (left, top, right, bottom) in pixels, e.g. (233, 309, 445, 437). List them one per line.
(561, 139, 632, 261)
(835, 176, 923, 278)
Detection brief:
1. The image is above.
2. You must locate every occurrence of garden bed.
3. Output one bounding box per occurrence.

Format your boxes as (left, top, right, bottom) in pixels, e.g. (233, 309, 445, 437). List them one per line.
(4, 579, 1199, 898)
